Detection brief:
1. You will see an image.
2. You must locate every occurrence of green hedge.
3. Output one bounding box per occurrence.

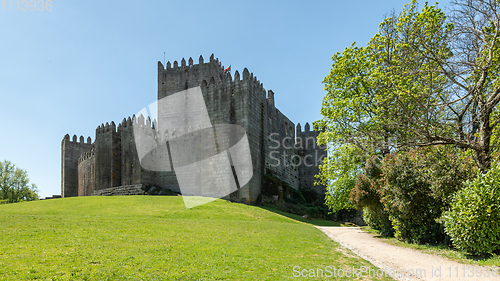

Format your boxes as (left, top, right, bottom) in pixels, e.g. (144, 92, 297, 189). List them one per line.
(442, 163, 500, 255)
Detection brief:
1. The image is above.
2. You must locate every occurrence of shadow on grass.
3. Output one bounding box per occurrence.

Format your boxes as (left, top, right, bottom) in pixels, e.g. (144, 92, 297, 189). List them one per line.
(464, 252, 499, 261)
(257, 205, 341, 227)
(360, 226, 397, 239)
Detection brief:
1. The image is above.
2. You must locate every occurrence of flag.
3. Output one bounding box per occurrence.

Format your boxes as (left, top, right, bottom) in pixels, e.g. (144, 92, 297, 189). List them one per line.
(225, 65, 231, 72)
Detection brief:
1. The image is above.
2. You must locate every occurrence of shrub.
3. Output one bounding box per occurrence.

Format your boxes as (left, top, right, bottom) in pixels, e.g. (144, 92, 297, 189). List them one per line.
(380, 151, 444, 244)
(442, 163, 500, 255)
(351, 156, 395, 236)
(362, 206, 394, 237)
(379, 146, 476, 244)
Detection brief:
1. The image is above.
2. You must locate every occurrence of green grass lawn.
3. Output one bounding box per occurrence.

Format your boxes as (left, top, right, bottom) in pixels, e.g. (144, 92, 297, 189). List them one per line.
(0, 196, 393, 280)
(361, 226, 500, 268)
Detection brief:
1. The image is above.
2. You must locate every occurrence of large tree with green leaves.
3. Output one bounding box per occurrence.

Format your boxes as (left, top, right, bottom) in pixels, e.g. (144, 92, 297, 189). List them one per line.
(316, 0, 500, 211)
(0, 160, 38, 203)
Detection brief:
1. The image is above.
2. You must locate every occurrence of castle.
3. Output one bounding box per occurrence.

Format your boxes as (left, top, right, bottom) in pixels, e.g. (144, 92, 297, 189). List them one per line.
(61, 54, 326, 204)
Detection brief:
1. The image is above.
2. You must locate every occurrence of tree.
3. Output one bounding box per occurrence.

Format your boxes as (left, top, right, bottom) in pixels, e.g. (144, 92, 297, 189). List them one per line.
(316, 0, 500, 212)
(317, 0, 500, 172)
(0, 160, 39, 203)
(318, 144, 366, 213)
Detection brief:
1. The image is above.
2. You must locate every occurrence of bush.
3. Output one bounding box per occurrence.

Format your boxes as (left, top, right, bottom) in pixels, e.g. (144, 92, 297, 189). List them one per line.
(363, 206, 394, 237)
(379, 146, 475, 244)
(442, 163, 500, 255)
(380, 150, 446, 244)
(350, 156, 395, 236)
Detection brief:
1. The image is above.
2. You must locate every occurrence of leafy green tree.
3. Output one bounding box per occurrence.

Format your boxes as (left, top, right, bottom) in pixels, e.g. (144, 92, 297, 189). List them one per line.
(316, 0, 451, 211)
(0, 160, 39, 203)
(349, 146, 476, 243)
(319, 144, 366, 213)
(317, 0, 500, 212)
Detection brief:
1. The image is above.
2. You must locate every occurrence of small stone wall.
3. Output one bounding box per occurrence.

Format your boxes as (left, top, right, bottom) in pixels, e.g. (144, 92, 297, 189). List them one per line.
(91, 184, 146, 196)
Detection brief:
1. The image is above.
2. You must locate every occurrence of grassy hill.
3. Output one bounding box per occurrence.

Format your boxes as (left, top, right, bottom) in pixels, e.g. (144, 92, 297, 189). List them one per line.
(0, 196, 392, 280)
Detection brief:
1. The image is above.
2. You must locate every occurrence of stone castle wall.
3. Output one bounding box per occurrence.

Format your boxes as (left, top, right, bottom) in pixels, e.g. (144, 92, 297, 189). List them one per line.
(61, 54, 326, 203)
(78, 147, 95, 196)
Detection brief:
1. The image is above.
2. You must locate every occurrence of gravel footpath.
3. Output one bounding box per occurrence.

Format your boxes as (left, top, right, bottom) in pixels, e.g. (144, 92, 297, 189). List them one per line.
(317, 227, 500, 281)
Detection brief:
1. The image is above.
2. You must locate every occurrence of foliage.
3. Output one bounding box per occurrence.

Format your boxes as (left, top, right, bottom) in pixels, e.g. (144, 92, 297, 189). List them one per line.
(380, 146, 476, 244)
(442, 163, 500, 255)
(316, 0, 456, 213)
(349, 156, 395, 236)
(349, 146, 476, 244)
(420, 146, 478, 207)
(320, 144, 366, 213)
(362, 207, 394, 237)
(0, 160, 38, 203)
(350, 156, 383, 209)
(380, 149, 447, 244)
(317, 0, 500, 174)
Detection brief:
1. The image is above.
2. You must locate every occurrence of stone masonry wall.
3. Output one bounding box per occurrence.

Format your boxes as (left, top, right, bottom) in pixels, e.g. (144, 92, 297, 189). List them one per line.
(78, 148, 95, 196)
(91, 184, 146, 196)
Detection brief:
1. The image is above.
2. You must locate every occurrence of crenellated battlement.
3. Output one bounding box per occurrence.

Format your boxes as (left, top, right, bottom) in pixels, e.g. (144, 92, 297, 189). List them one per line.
(296, 122, 311, 133)
(95, 121, 120, 135)
(295, 122, 325, 135)
(158, 54, 269, 104)
(78, 147, 96, 163)
(62, 134, 92, 145)
(158, 54, 223, 72)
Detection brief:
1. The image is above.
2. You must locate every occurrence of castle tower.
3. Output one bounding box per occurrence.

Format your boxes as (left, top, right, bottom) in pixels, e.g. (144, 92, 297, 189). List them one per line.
(296, 122, 327, 202)
(61, 134, 92, 197)
(119, 117, 142, 186)
(157, 54, 258, 202)
(94, 122, 122, 191)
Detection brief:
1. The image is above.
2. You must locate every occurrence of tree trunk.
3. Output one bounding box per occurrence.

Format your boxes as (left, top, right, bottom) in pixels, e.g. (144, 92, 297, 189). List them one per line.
(477, 107, 492, 172)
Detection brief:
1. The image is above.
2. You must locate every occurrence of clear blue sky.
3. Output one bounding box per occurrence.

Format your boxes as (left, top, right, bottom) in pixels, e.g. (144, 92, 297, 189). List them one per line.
(0, 0, 449, 198)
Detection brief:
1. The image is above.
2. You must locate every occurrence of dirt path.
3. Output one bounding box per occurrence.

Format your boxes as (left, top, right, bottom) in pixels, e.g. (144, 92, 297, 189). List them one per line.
(318, 227, 500, 281)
